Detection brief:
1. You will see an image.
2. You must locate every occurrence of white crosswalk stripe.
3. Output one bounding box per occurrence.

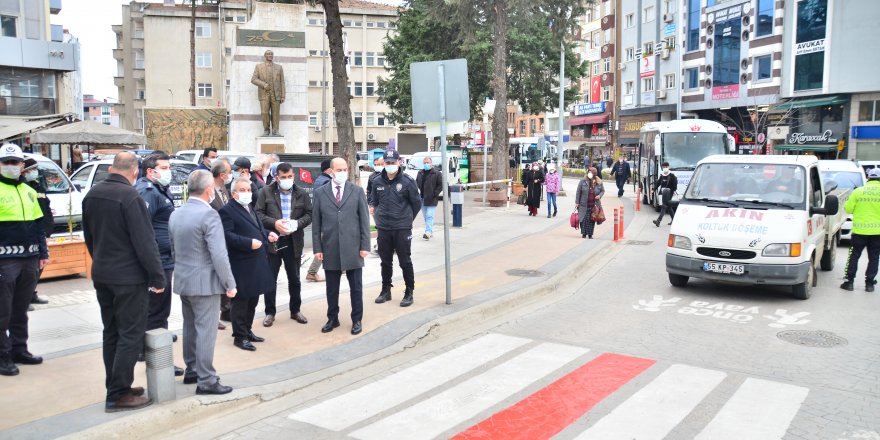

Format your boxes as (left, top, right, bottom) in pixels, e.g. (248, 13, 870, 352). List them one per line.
(696, 378, 809, 440)
(349, 342, 589, 440)
(288, 333, 532, 431)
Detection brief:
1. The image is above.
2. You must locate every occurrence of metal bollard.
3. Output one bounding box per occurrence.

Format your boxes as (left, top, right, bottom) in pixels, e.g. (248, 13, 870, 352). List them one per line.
(613, 208, 619, 242)
(450, 184, 464, 227)
(145, 328, 176, 403)
(619, 207, 625, 240)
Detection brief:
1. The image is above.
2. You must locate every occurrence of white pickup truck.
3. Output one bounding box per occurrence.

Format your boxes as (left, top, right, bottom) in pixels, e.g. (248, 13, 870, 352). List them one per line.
(666, 155, 840, 299)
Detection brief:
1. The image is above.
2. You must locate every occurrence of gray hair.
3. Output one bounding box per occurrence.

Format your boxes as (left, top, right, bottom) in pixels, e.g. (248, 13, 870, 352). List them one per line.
(211, 157, 230, 178)
(187, 170, 213, 196)
(230, 177, 252, 193)
(111, 151, 139, 173)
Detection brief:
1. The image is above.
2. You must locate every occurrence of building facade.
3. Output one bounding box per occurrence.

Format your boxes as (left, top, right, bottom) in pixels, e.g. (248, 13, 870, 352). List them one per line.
(82, 94, 120, 127)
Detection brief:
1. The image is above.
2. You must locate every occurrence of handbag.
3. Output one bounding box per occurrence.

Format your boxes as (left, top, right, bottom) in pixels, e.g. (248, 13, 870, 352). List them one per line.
(517, 192, 527, 205)
(590, 202, 606, 224)
(570, 210, 579, 229)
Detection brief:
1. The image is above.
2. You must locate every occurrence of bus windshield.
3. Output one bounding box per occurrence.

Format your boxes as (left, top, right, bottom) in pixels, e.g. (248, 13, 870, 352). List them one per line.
(662, 133, 728, 171)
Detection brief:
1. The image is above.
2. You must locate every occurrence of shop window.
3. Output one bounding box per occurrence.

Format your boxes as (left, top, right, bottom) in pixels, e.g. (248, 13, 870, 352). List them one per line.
(859, 101, 879, 122)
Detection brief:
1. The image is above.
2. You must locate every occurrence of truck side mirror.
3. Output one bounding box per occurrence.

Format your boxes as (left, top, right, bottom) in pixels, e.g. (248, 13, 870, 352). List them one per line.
(812, 194, 839, 216)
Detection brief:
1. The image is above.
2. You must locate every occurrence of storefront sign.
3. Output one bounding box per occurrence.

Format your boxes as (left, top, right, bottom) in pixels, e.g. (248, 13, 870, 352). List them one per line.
(619, 115, 657, 139)
(575, 102, 606, 116)
(712, 84, 740, 100)
(788, 129, 837, 144)
(853, 126, 880, 139)
(795, 38, 825, 56)
(640, 56, 655, 78)
(662, 24, 676, 37)
(474, 131, 485, 145)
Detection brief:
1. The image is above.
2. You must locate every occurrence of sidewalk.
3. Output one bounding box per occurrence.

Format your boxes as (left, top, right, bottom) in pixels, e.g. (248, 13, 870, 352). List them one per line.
(2, 178, 641, 439)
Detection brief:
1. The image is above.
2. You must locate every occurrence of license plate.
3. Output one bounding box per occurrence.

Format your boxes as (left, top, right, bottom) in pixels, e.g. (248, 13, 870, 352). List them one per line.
(703, 262, 745, 275)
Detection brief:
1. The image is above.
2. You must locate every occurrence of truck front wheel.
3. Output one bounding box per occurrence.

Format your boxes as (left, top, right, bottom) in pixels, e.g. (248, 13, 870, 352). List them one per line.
(668, 273, 689, 287)
(792, 262, 815, 300)
(820, 235, 837, 271)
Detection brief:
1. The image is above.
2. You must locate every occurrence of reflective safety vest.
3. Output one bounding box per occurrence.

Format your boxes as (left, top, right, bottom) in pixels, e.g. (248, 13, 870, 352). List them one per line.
(845, 180, 880, 236)
(0, 179, 45, 258)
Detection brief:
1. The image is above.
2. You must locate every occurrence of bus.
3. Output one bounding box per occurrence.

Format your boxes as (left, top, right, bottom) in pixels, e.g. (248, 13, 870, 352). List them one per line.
(638, 119, 735, 209)
(509, 137, 554, 169)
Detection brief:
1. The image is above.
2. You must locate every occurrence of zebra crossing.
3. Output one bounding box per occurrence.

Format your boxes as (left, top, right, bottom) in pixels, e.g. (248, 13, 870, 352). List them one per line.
(287, 333, 810, 439)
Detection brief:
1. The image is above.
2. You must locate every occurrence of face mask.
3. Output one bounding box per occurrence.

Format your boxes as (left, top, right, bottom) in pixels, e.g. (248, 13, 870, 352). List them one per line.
(232, 171, 241, 181)
(24, 169, 39, 182)
(333, 171, 347, 185)
(374, 165, 384, 173)
(549, 169, 556, 174)
(209, 158, 218, 165)
(662, 168, 670, 175)
(155, 169, 172, 186)
(385, 164, 399, 175)
(532, 166, 538, 170)
(224, 173, 233, 185)
(1, 165, 21, 180)
(236, 191, 252, 206)
(278, 178, 294, 191)
(423, 163, 431, 171)
(587, 172, 594, 179)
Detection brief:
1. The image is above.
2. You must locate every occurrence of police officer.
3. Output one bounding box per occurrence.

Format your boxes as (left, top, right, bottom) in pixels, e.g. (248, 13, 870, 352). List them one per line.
(0, 143, 48, 376)
(135, 154, 184, 376)
(369, 150, 421, 307)
(842, 168, 880, 292)
(22, 158, 51, 308)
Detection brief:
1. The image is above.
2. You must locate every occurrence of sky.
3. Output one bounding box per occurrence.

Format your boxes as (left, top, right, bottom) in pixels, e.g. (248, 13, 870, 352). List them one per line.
(54, 0, 403, 103)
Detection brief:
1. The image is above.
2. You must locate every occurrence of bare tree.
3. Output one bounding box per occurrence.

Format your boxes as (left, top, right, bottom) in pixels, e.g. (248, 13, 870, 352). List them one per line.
(713, 98, 800, 154)
(190, 0, 196, 106)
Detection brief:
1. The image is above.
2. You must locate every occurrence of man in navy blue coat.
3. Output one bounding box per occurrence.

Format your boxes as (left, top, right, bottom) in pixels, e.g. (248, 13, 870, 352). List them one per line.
(219, 177, 278, 351)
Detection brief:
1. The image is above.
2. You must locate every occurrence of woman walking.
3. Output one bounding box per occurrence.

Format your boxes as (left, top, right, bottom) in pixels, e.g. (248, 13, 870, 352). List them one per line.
(575, 167, 605, 238)
(522, 162, 545, 216)
(544, 164, 561, 218)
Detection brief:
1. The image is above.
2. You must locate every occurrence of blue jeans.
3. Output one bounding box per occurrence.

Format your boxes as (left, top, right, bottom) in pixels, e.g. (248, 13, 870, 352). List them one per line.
(422, 203, 436, 234)
(546, 192, 558, 216)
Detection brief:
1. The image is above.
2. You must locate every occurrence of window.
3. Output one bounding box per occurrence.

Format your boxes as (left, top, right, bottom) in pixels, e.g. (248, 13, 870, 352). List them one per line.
(713, 16, 742, 87)
(592, 31, 601, 49)
(354, 112, 363, 126)
(377, 55, 386, 67)
(135, 50, 144, 69)
(354, 82, 363, 96)
(664, 0, 674, 14)
(366, 112, 375, 126)
(366, 82, 375, 96)
(687, 0, 700, 51)
(377, 21, 387, 28)
(794, 0, 827, 91)
(102, 106, 111, 116)
(366, 52, 375, 66)
(625, 81, 634, 95)
(236, 16, 245, 23)
(859, 101, 879, 122)
(602, 87, 611, 102)
(643, 77, 655, 92)
(309, 112, 318, 126)
(366, 21, 376, 28)
(530, 119, 536, 134)
(309, 50, 318, 56)
(643, 6, 654, 22)
(102, 117, 111, 125)
(322, 111, 331, 126)
(685, 67, 699, 89)
(18, 79, 38, 97)
(343, 19, 353, 27)
(353, 20, 362, 26)
(756, 0, 774, 37)
(664, 74, 676, 89)
(196, 52, 212, 68)
(664, 36, 676, 50)
(625, 13, 634, 28)
(197, 83, 212, 97)
(1, 15, 16, 38)
(225, 47, 232, 56)
(519, 120, 526, 135)
(353, 51, 363, 66)
(133, 26, 144, 39)
(625, 47, 635, 61)
(195, 21, 211, 38)
(593, 62, 600, 75)
(137, 89, 145, 100)
(754, 55, 772, 82)
(643, 41, 654, 57)
(308, 17, 325, 26)
(603, 58, 611, 73)
(377, 112, 386, 126)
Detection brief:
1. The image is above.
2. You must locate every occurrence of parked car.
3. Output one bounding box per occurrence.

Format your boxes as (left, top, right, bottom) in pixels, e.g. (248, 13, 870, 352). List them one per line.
(70, 159, 197, 207)
(820, 160, 866, 241)
(356, 151, 370, 170)
(174, 149, 257, 167)
(24, 153, 83, 233)
(404, 151, 461, 185)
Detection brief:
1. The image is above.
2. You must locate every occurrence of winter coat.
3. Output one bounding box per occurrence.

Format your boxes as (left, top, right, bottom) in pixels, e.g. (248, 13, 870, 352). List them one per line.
(544, 171, 561, 194)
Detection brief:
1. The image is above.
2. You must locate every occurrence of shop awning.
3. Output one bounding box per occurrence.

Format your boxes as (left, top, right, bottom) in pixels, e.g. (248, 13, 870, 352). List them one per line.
(773, 144, 838, 152)
(0, 115, 69, 143)
(569, 114, 609, 126)
(772, 95, 849, 112)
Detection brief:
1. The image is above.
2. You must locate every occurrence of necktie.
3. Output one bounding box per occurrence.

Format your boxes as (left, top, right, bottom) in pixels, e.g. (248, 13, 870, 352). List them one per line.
(335, 185, 342, 204)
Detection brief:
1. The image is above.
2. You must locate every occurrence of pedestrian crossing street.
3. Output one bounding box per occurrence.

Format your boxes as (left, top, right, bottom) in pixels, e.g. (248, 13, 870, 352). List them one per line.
(287, 333, 809, 440)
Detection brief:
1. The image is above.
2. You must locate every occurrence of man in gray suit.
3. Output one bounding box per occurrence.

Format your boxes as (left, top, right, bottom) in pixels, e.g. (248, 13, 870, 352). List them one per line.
(169, 170, 237, 395)
(312, 158, 371, 335)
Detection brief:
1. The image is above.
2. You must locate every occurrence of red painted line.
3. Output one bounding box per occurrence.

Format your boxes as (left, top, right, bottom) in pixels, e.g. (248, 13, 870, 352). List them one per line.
(452, 352, 656, 440)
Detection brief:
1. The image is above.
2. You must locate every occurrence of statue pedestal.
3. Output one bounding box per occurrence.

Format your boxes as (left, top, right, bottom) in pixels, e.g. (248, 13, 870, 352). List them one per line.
(257, 136, 288, 154)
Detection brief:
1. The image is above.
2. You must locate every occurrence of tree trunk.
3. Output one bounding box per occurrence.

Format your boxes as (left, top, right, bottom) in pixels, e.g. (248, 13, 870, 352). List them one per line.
(190, 0, 196, 107)
(490, 0, 509, 188)
(322, 0, 357, 181)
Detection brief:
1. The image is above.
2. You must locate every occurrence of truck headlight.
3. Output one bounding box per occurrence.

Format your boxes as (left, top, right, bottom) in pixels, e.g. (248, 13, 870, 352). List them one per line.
(667, 234, 692, 250)
(762, 243, 801, 257)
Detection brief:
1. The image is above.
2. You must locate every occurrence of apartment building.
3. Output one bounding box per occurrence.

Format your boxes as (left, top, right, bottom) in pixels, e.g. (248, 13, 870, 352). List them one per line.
(83, 94, 120, 127)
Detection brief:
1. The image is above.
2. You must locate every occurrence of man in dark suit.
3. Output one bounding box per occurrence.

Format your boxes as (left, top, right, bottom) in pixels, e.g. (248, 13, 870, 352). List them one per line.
(255, 162, 312, 327)
(82, 152, 166, 412)
(194, 147, 218, 173)
(219, 177, 278, 351)
(313, 158, 371, 335)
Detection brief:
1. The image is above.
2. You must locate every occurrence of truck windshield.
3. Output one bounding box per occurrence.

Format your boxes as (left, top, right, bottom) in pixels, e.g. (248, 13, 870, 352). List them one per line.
(662, 133, 727, 171)
(684, 163, 806, 206)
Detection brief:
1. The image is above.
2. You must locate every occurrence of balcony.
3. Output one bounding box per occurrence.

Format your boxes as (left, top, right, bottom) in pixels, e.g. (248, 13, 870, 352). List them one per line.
(133, 68, 145, 80)
(114, 76, 125, 87)
(131, 38, 144, 49)
(112, 49, 123, 60)
(0, 96, 56, 117)
(50, 0, 62, 14)
(112, 25, 122, 35)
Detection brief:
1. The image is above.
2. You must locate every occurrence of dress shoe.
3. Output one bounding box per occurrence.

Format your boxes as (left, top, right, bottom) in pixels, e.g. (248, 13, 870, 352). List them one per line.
(351, 321, 362, 335)
(196, 381, 233, 395)
(0, 353, 19, 376)
(13, 351, 42, 365)
(291, 311, 308, 324)
(262, 314, 275, 327)
(652, 219, 661, 227)
(105, 394, 152, 413)
(840, 281, 855, 291)
(30, 293, 49, 304)
(247, 331, 265, 343)
(174, 366, 185, 376)
(375, 286, 392, 304)
(867, 283, 876, 293)
(400, 289, 414, 307)
(234, 338, 257, 351)
(321, 319, 340, 333)
(128, 386, 145, 396)
(183, 374, 198, 385)
(217, 322, 227, 330)
(306, 273, 325, 282)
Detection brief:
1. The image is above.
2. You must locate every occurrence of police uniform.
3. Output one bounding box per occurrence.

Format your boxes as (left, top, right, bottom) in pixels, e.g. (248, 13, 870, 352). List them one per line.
(842, 170, 880, 291)
(0, 144, 47, 376)
(368, 150, 421, 306)
(136, 177, 176, 330)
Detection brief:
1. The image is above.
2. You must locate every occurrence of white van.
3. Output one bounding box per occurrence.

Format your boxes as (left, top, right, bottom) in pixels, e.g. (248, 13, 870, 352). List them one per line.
(666, 155, 840, 299)
(404, 151, 460, 184)
(24, 153, 83, 233)
(174, 150, 257, 167)
(819, 160, 865, 241)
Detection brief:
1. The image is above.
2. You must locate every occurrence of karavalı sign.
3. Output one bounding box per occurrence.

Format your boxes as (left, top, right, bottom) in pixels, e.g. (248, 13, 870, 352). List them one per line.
(788, 129, 837, 145)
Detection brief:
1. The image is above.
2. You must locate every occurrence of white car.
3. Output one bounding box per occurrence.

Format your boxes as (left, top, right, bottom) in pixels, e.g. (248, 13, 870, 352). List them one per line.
(404, 151, 460, 184)
(24, 153, 83, 233)
(174, 149, 257, 167)
(70, 159, 197, 207)
(820, 160, 866, 241)
(356, 151, 370, 170)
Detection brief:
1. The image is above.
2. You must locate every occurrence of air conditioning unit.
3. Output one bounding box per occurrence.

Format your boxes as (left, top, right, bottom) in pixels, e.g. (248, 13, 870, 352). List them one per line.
(314, 126, 321, 132)
(663, 13, 673, 23)
(367, 133, 376, 141)
(661, 49, 670, 59)
(656, 90, 667, 99)
(618, 62, 627, 70)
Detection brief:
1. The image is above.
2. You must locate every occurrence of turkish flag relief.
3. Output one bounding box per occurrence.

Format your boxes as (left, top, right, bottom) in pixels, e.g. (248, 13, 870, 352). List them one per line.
(299, 168, 313, 184)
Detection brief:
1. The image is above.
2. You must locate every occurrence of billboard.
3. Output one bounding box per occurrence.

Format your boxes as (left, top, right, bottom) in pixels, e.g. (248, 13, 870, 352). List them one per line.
(144, 108, 228, 153)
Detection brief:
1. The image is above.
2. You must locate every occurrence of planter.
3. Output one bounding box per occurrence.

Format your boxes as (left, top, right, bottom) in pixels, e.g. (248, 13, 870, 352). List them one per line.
(41, 236, 91, 280)
(512, 181, 525, 196)
(487, 189, 508, 207)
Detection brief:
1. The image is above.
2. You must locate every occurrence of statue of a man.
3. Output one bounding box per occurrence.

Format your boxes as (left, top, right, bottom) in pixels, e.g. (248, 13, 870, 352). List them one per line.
(251, 49, 285, 136)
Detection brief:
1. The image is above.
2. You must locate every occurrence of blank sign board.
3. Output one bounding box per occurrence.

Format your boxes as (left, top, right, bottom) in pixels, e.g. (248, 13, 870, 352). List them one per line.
(410, 59, 471, 124)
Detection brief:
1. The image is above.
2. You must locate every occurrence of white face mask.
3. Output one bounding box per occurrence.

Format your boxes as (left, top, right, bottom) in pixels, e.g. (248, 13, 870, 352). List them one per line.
(333, 171, 347, 185)
(232, 171, 242, 181)
(224, 173, 233, 185)
(662, 168, 670, 175)
(374, 165, 384, 173)
(587, 172, 594, 179)
(155, 169, 172, 186)
(236, 191, 252, 206)
(278, 178, 294, 191)
(1, 164, 21, 180)
(24, 169, 39, 182)
(385, 164, 399, 175)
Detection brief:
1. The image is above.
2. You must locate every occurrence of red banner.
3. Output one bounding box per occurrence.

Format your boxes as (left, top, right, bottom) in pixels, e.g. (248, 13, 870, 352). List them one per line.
(591, 77, 601, 103)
